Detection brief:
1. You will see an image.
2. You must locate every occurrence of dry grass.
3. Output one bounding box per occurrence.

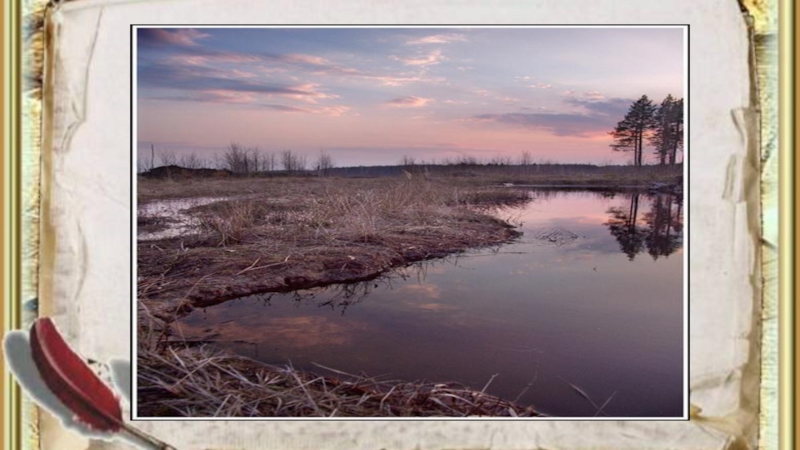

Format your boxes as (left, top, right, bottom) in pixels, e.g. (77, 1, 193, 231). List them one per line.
(439, 164, 683, 187)
(137, 301, 542, 418)
(137, 343, 542, 418)
(137, 164, 682, 203)
(137, 177, 530, 315)
(188, 178, 531, 244)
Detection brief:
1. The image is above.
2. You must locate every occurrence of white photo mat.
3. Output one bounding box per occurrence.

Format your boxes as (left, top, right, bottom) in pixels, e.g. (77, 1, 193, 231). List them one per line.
(39, 0, 762, 449)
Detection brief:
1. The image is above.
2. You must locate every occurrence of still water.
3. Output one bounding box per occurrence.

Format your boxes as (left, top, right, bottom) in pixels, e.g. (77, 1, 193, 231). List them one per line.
(176, 189, 684, 417)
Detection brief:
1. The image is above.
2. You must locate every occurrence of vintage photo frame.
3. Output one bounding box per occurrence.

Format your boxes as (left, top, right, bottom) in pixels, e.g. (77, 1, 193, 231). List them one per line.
(0, 0, 793, 449)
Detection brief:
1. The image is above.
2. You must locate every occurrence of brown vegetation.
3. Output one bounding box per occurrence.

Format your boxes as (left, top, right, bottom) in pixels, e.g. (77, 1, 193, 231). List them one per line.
(138, 176, 529, 317)
(136, 170, 678, 417)
(137, 342, 542, 417)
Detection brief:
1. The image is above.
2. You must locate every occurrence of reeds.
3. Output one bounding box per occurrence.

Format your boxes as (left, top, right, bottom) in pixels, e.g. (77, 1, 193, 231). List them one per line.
(186, 178, 528, 246)
(137, 344, 542, 418)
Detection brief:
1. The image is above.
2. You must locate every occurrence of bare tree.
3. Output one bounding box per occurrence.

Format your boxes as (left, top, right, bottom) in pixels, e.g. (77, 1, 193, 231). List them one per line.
(314, 150, 335, 176)
(158, 150, 177, 167)
(400, 155, 416, 166)
(265, 152, 277, 171)
(251, 150, 260, 173)
(281, 150, 307, 173)
(489, 155, 513, 166)
(518, 151, 533, 166)
(296, 153, 308, 171)
(180, 152, 203, 169)
(224, 143, 250, 174)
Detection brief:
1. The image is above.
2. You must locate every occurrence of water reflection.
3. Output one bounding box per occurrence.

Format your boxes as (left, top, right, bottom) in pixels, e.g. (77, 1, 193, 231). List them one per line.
(176, 189, 684, 417)
(604, 193, 683, 261)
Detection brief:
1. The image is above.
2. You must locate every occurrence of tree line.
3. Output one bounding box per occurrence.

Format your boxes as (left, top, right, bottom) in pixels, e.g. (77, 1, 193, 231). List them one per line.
(137, 143, 336, 176)
(609, 94, 684, 166)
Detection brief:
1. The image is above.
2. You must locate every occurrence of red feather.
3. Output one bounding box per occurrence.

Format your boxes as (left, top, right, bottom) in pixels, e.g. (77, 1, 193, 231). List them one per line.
(29, 317, 123, 432)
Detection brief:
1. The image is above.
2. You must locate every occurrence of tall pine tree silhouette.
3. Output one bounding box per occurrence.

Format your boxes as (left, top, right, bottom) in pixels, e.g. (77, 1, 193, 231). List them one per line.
(649, 95, 684, 165)
(609, 95, 657, 166)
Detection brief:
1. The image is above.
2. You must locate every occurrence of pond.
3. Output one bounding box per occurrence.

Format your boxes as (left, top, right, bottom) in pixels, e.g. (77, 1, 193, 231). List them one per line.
(175, 189, 685, 418)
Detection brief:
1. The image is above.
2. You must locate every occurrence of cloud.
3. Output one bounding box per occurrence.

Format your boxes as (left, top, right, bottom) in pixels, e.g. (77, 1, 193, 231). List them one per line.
(406, 34, 467, 45)
(516, 77, 552, 89)
(361, 74, 436, 86)
(311, 105, 351, 116)
(260, 104, 312, 113)
(139, 61, 337, 99)
(283, 53, 331, 65)
(284, 83, 339, 103)
(564, 97, 631, 117)
(385, 96, 433, 108)
(391, 50, 445, 66)
(473, 112, 609, 137)
(138, 60, 348, 115)
(141, 34, 443, 88)
(138, 28, 210, 47)
(243, 103, 350, 116)
(583, 91, 606, 99)
(473, 97, 633, 137)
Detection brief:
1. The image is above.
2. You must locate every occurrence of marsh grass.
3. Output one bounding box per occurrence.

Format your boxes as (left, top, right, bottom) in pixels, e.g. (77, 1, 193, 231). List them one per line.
(137, 295, 543, 418)
(186, 179, 531, 245)
(137, 338, 543, 417)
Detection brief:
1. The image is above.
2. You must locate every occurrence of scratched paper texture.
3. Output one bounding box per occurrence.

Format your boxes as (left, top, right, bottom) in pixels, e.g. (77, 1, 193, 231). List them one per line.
(37, 0, 761, 449)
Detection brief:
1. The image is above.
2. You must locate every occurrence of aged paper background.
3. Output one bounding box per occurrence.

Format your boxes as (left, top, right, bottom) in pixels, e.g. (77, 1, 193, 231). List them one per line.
(37, 0, 763, 449)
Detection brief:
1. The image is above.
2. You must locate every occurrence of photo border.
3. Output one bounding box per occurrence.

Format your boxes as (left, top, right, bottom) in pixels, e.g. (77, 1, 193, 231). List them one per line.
(130, 23, 690, 422)
(0, 0, 792, 449)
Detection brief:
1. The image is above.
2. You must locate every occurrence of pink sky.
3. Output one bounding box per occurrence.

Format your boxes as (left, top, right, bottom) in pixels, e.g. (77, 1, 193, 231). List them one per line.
(137, 27, 685, 167)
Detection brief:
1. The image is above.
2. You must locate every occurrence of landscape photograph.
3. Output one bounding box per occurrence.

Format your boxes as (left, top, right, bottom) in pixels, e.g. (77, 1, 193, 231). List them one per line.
(135, 26, 686, 418)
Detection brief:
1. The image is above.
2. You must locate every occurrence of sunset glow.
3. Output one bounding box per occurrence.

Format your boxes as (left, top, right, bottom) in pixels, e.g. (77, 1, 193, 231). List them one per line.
(136, 27, 685, 167)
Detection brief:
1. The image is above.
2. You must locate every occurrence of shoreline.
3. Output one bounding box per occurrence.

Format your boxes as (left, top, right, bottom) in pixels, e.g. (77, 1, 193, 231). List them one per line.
(137, 177, 535, 318)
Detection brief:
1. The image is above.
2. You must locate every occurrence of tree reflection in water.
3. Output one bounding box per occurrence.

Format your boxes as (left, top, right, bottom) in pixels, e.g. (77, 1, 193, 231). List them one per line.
(605, 193, 683, 261)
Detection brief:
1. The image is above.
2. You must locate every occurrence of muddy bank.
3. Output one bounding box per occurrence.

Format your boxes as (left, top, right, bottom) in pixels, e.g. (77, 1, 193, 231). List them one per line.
(139, 215, 520, 317)
(137, 179, 528, 319)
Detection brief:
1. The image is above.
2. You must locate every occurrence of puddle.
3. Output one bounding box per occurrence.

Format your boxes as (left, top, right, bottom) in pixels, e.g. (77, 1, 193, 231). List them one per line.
(137, 197, 229, 241)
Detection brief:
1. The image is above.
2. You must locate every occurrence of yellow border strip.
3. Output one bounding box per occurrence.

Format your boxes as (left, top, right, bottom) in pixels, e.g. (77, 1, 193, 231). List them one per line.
(782, 0, 795, 449)
(2, 1, 22, 450)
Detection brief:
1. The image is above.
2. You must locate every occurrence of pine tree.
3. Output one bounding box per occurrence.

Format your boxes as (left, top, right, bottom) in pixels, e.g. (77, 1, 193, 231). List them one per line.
(669, 98, 684, 165)
(649, 95, 684, 165)
(609, 95, 657, 166)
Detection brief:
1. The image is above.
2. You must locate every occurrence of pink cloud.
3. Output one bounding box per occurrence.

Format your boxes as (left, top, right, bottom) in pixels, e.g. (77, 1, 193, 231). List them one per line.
(139, 28, 210, 47)
(391, 50, 444, 66)
(312, 105, 351, 116)
(385, 96, 433, 108)
(406, 34, 467, 45)
(284, 54, 331, 65)
(285, 83, 340, 103)
(529, 83, 552, 89)
(583, 91, 606, 99)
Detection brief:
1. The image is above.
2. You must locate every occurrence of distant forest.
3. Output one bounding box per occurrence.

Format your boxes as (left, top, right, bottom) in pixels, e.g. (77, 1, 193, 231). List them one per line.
(138, 94, 684, 176)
